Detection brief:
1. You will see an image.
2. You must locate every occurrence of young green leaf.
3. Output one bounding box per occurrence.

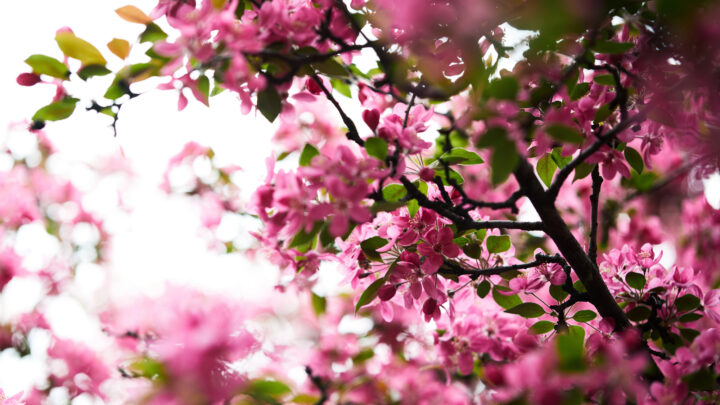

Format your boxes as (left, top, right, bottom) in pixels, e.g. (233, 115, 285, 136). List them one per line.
(299, 144, 320, 166)
(32, 98, 78, 122)
(355, 278, 386, 313)
(437, 148, 484, 165)
(537, 154, 557, 187)
(492, 286, 522, 310)
(486, 235, 511, 254)
(572, 310, 597, 323)
(24, 54, 69, 79)
(625, 272, 646, 290)
(505, 302, 545, 318)
(360, 236, 388, 262)
(257, 86, 282, 122)
(675, 294, 701, 312)
(529, 320, 555, 335)
(382, 183, 407, 202)
(476, 280, 491, 298)
(624, 147, 644, 174)
(56, 32, 107, 66)
(365, 137, 388, 161)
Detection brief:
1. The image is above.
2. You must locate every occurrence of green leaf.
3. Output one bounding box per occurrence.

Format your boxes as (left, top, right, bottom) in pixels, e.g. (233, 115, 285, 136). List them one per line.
(360, 236, 388, 262)
(77, 64, 111, 80)
(556, 325, 586, 372)
(24, 54, 69, 79)
(624, 147, 644, 174)
(291, 395, 320, 404)
(365, 137, 388, 161)
(382, 183, 407, 202)
(492, 286, 522, 310)
(549, 284, 569, 301)
(573, 163, 594, 182)
(485, 77, 518, 100)
(529, 320, 555, 335)
(593, 74, 616, 86)
(129, 358, 166, 381)
(140, 23, 168, 43)
(505, 302, 545, 318)
(299, 143, 320, 166)
(569, 82, 590, 100)
(32, 98, 78, 122)
(679, 327, 700, 342)
(678, 313, 703, 323)
(247, 380, 291, 400)
(438, 167, 465, 186)
(572, 280, 587, 293)
(551, 147, 573, 168)
(197, 75, 210, 106)
(682, 368, 718, 391)
(370, 200, 405, 214)
(257, 86, 282, 122)
(675, 294, 701, 312)
(407, 199, 419, 218)
(288, 222, 322, 251)
(537, 154, 557, 187)
(352, 348, 374, 363)
(355, 277, 386, 313)
(545, 125, 584, 144)
(312, 58, 347, 77)
(592, 41, 634, 54)
(625, 272, 646, 290)
(330, 78, 351, 98)
(438, 148, 484, 165)
(104, 78, 128, 100)
(572, 310, 597, 323)
(626, 305, 651, 322)
(476, 280, 491, 298)
(491, 140, 519, 185)
(311, 293, 326, 316)
(593, 104, 613, 124)
(486, 235, 511, 254)
(463, 242, 482, 259)
(55, 32, 107, 66)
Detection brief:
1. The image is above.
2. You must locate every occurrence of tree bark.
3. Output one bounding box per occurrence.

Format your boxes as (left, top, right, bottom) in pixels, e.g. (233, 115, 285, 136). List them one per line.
(514, 159, 630, 330)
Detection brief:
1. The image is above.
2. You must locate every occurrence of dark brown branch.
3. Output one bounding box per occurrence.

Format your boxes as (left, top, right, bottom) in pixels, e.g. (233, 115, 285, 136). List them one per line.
(400, 176, 544, 232)
(438, 254, 561, 279)
(305, 366, 328, 405)
(310, 74, 364, 146)
(588, 165, 602, 265)
(514, 158, 630, 330)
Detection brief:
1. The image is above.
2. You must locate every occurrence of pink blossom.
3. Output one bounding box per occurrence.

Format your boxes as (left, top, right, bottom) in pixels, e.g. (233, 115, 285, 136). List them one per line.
(417, 227, 460, 274)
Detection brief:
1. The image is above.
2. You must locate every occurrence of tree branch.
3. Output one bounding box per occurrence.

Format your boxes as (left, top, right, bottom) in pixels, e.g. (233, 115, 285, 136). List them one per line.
(588, 165, 602, 265)
(513, 158, 630, 330)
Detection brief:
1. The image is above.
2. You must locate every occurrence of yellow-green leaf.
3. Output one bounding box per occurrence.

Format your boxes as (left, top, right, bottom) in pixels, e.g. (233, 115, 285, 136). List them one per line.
(56, 32, 107, 66)
(24, 55, 69, 79)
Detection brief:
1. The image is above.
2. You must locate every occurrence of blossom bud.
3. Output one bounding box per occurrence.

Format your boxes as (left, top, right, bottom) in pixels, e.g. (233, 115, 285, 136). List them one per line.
(419, 167, 435, 182)
(17, 73, 41, 86)
(305, 77, 323, 95)
(378, 284, 397, 301)
(422, 298, 437, 316)
(362, 108, 380, 131)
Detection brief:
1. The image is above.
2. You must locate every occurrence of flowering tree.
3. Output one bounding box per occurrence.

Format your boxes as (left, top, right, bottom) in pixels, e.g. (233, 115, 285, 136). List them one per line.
(6, 0, 720, 403)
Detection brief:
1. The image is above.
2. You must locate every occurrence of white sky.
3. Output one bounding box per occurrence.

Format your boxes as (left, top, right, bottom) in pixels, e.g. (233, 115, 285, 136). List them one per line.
(0, 1, 286, 397)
